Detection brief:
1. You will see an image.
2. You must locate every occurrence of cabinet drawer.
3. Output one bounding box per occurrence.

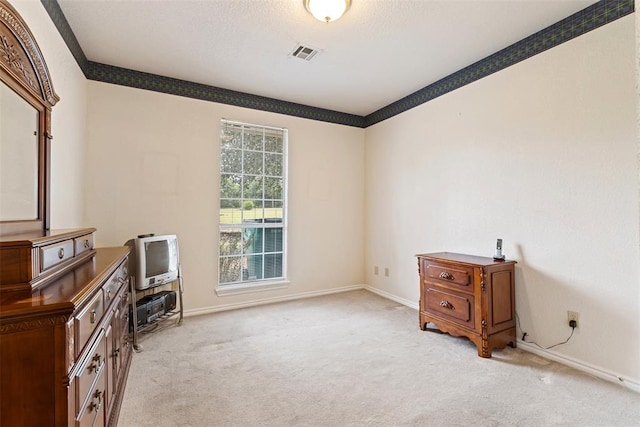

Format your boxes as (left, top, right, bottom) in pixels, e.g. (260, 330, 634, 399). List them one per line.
(423, 261, 473, 290)
(40, 239, 74, 271)
(119, 286, 130, 313)
(75, 291, 105, 356)
(74, 233, 95, 256)
(425, 286, 474, 328)
(76, 359, 106, 427)
(103, 270, 125, 309)
(76, 331, 106, 418)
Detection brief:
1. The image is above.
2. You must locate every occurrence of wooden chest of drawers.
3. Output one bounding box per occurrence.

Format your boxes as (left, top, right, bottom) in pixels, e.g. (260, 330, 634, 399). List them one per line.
(0, 245, 132, 426)
(417, 252, 516, 358)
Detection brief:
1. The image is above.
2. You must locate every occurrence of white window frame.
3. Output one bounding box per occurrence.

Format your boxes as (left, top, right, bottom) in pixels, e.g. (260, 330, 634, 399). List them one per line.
(216, 119, 288, 296)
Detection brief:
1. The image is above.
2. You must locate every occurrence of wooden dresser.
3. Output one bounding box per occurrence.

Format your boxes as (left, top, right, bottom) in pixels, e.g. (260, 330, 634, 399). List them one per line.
(0, 4, 131, 424)
(0, 238, 132, 426)
(417, 252, 516, 358)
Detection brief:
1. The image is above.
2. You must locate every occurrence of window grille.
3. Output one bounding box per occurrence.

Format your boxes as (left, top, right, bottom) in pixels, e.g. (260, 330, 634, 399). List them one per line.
(218, 119, 287, 286)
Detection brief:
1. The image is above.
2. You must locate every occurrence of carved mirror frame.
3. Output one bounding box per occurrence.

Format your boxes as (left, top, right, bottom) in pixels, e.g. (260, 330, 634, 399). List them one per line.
(0, 0, 59, 236)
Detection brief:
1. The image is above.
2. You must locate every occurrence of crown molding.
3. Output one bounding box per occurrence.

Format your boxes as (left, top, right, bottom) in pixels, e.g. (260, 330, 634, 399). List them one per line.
(85, 62, 367, 127)
(365, 0, 634, 127)
(41, 0, 633, 129)
(40, 0, 87, 71)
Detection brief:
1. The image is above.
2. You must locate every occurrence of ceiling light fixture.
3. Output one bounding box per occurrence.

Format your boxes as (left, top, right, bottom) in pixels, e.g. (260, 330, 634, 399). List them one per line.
(304, 0, 351, 23)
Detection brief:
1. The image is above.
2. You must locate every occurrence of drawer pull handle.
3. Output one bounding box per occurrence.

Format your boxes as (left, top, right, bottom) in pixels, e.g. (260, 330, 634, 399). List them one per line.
(439, 300, 455, 310)
(57, 248, 64, 259)
(114, 347, 120, 357)
(90, 309, 96, 324)
(83, 239, 90, 248)
(439, 271, 454, 280)
(88, 354, 101, 373)
(107, 290, 112, 300)
(90, 390, 103, 412)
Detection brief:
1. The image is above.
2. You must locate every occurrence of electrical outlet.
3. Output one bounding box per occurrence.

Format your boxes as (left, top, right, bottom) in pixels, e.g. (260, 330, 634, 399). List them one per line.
(384, 267, 389, 277)
(374, 266, 379, 275)
(567, 310, 579, 327)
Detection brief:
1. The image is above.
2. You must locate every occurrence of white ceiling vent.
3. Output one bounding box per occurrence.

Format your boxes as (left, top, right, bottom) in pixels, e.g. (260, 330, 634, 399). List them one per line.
(289, 44, 320, 61)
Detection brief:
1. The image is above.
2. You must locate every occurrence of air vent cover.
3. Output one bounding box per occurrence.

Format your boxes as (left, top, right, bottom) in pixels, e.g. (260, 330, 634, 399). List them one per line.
(290, 44, 320, 61)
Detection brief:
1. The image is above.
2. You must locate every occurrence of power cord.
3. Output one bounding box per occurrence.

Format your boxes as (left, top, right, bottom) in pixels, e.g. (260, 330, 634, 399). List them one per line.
(516, 312, 576, 350)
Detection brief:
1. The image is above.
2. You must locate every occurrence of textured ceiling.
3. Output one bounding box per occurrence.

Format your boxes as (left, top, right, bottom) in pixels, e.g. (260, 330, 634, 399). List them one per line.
(57, 0, 597, 116)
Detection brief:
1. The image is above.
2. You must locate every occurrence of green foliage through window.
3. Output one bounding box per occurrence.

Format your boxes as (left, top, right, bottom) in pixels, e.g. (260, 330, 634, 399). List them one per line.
(218, 120, 287, 285)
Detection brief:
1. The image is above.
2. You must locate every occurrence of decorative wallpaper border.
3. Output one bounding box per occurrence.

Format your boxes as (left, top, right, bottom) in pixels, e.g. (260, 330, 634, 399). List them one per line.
(40, 0, 87, 71)
(42, 0, 633, 129)
(364, 0, 634, 127)
(86, 62, 366, 127)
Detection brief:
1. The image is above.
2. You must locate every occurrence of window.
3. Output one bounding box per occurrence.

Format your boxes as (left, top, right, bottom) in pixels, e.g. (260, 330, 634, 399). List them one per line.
(218, 120, 287, 289)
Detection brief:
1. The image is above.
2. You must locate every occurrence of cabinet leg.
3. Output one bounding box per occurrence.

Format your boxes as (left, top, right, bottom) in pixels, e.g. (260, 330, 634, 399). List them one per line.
(478, 341, 491, 358)
(419, 313, 428, 331)
(480, 319, 491, 358)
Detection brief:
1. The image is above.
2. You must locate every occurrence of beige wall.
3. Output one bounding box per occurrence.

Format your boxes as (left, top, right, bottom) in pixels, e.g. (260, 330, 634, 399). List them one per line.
(85, 82, 366, 312)
(11, 0, 639, 389)
(12, 0, 88, 229)
(365, 15, 639, 383)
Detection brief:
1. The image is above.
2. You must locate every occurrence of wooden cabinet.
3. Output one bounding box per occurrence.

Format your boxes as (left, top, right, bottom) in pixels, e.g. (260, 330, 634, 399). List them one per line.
(417, 252, 517, 358)
(0, 8, 131, 424)
(0, 242, 132, 426)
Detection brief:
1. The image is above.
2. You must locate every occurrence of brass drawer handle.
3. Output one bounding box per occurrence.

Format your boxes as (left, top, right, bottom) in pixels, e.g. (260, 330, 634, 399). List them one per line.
(88, 353, 102, 373)
(439, 300, 455, 310)
(92, 353, 102, 365)
(439, 271, 454, 280)
(89, 309, 97, 324)
(90, 389, 103, 412)
(57, 248, 64, 259)
(83, 239, 90, 248)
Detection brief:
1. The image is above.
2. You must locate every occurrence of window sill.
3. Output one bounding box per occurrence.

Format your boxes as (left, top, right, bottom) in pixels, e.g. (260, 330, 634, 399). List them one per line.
(215, 280, 290, 297)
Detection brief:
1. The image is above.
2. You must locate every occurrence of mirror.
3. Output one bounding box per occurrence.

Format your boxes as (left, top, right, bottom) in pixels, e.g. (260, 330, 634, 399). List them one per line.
(0, 0, 58, 236)
(0, 80, 39, 221)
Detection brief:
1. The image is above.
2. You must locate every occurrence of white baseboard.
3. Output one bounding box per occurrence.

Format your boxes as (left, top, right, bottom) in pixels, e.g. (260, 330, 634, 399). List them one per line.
(363, 285, 419, 310)
(363, 285, 640, 394)
(517, 340, 640, 393)
(183, 284, 365, 317)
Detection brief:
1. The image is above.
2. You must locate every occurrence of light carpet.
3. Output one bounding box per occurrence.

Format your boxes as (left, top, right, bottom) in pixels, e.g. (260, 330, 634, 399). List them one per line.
(118, 290, 639, 426)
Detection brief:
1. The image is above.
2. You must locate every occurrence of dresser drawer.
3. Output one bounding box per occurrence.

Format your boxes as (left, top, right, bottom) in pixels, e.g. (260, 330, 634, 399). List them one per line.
(76, 331, 106, 418)
(74, 233, 95, 256)
(40, 239, 74, 271)
(423, 260, 473, 291)
(76, 359, 106, 427)
(425, 286, 474, 329)
(103, 268, 125, 309)
(75, 291, 105, 356)
(119, 285, 130, 313)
